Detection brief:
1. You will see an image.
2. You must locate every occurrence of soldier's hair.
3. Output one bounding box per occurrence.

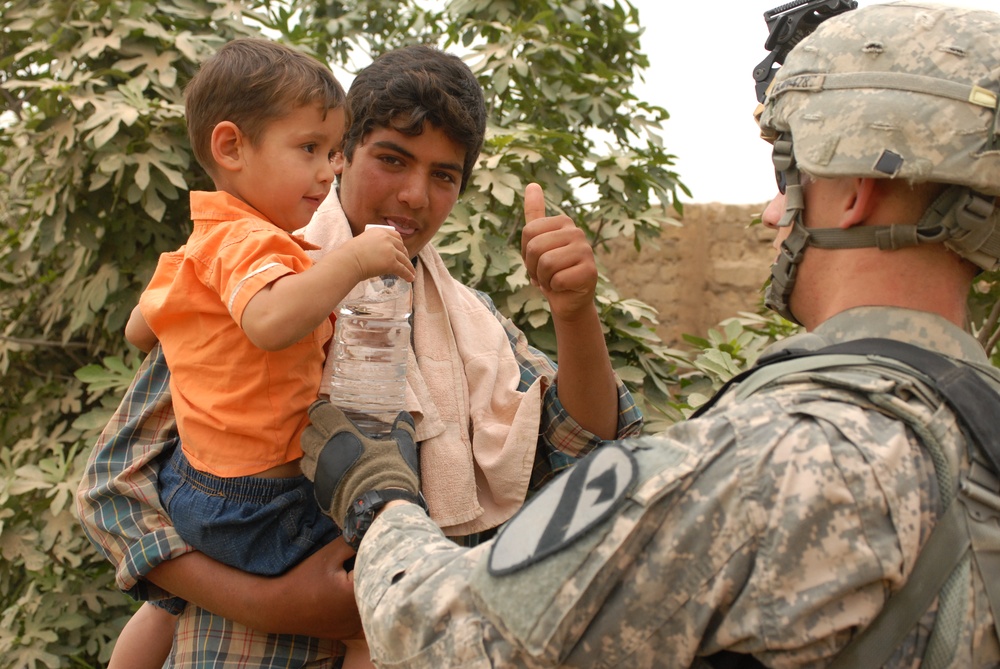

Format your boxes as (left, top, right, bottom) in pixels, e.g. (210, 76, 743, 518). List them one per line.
(342, 45, 487, 193)
(185, 38, 345, 175)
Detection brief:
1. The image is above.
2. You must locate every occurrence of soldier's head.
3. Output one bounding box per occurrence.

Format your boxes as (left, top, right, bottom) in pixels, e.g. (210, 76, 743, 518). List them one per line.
(756, 2, 1000, 324)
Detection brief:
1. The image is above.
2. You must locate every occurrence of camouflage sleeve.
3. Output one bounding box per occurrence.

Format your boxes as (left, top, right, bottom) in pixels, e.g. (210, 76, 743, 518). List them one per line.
(354, 381, 940, 667)
(75, 344, 192, 602)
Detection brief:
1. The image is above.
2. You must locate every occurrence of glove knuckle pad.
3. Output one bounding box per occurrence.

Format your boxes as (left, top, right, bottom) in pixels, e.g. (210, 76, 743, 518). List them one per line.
(314, 433, 363, 509)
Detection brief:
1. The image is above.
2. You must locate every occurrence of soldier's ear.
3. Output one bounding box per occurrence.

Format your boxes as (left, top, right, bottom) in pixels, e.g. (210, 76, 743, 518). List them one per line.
(839, 178, 878, 229)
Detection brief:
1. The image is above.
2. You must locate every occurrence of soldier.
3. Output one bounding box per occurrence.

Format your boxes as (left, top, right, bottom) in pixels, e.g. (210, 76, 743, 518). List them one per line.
(302, 2, 1000, 667)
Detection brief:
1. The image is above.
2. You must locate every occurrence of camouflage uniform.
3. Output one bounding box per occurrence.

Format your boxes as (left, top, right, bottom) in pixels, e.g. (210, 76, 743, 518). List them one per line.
(353, 307, 1000, 668)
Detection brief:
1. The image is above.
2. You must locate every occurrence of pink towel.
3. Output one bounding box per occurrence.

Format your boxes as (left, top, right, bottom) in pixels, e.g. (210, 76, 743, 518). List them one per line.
(301, 193, 553, 535)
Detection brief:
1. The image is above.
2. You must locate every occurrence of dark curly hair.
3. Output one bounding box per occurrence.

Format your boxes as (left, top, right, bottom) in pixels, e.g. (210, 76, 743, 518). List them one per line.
(342, 45, 487, 193)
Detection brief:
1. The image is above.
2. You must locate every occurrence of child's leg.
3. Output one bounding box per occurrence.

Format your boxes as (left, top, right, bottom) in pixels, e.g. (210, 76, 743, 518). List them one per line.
(109, 601, 177, 669)
(342, 638, 375, 669)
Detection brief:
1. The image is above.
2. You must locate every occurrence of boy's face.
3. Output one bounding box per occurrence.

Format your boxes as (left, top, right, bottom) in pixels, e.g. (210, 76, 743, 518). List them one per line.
(334, 123, 465, 259)
(235, 105, 344, 232)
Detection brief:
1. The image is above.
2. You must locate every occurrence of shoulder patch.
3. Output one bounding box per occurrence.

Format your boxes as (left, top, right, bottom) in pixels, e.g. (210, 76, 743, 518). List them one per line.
(488, 444, 638, 576)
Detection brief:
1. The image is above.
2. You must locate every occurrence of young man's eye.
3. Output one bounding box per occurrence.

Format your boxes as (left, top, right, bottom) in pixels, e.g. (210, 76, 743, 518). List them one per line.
(435, 171, 457, 184)
(303, 143, 317, 154)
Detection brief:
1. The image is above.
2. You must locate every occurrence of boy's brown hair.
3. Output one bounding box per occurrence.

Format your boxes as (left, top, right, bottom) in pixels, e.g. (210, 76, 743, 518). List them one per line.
(185, 38, 345, 174)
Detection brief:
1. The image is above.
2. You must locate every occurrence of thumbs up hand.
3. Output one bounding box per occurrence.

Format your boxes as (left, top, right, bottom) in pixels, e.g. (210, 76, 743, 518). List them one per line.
(521, 183, 598, 322)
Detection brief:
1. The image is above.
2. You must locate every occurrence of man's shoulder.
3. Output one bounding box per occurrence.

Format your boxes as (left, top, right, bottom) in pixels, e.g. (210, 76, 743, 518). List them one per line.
(684, 356, 922, 467)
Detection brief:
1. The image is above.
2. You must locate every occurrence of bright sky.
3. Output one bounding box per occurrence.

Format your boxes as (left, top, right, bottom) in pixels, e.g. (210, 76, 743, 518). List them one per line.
(629, 0, 1000, 204)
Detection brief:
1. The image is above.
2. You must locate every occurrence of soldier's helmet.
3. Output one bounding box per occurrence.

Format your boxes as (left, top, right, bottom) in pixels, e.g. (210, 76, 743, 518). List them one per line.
(758, 1, 1000, 270)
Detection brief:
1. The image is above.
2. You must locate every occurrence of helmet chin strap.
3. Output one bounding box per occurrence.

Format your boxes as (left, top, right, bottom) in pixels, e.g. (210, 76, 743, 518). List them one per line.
(765, 136, 807, 324)
(765, 135, 1000, 325)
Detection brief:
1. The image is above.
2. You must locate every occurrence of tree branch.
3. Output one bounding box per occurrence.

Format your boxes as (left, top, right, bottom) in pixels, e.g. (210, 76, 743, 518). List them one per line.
(977, 297, 1000, 354)
(0, 335, 90, 349)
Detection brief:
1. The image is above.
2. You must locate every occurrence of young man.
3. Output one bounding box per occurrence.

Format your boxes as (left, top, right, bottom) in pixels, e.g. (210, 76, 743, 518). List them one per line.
(77, 44, 642, 666)
(301, 3, 1000, 666)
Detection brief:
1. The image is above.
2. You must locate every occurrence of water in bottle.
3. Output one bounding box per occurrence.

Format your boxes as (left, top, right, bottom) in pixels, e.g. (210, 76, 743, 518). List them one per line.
(328, 274, 412, 437)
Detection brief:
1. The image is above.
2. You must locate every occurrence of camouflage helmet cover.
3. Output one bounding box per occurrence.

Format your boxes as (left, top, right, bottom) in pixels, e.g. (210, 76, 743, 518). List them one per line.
(758, 2, 1000, 197)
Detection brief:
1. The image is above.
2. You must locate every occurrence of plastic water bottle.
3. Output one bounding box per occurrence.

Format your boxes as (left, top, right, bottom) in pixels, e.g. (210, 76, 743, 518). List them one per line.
(328, 273, 412, 438)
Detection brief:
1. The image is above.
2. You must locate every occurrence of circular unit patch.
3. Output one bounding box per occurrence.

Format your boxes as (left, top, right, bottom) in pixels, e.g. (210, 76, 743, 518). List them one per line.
(488, 444, 638, 576)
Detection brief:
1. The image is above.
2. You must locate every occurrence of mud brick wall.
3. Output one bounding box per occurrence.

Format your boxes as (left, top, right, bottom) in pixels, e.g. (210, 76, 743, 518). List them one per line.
(597, 202, 775, 346)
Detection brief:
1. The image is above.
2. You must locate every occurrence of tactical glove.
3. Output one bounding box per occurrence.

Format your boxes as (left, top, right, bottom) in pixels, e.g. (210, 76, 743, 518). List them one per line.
(300, 400, 421, 529)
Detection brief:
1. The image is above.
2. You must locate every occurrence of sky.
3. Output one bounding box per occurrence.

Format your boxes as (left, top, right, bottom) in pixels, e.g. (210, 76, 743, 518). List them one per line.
(628, 0, 1000, 204)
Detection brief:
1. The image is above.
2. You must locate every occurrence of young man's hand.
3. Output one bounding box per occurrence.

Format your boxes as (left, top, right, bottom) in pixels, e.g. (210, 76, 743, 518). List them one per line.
(521, 183, 599, 323)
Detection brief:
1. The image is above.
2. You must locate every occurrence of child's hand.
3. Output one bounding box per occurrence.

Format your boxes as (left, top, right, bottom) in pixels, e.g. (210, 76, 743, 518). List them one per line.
(343, 226, 415, 283)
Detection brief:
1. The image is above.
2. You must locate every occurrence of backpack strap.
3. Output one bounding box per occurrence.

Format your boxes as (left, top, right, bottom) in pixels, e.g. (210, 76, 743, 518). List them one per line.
(695, 338, 1000, 474)
(697, 338, 1000, 668)
(825, 500, 971, 669)
(820, 339, 1000, 473)
(956, 459, 1000, 652)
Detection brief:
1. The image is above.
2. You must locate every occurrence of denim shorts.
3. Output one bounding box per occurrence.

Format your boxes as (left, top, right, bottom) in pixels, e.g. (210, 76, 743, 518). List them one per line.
(159, 442, 340, 577)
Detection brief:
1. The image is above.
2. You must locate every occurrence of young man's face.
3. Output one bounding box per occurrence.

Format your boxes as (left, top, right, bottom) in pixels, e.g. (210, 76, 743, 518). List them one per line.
(334, 124, 465, 259)
(237, 104, 344, 232)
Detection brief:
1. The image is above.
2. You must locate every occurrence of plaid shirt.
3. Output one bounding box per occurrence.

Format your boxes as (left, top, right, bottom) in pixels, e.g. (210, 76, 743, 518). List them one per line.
(76, 289, 642, 665)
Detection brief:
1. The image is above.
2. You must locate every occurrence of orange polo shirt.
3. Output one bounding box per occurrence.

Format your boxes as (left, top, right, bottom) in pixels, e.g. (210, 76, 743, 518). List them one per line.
(140, 191, 333, 477)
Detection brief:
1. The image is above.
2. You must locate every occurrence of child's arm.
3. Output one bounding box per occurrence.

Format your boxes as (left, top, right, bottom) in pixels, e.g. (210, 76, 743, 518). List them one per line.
(242, 227, 415, 351)
(125, 304, 159, 353)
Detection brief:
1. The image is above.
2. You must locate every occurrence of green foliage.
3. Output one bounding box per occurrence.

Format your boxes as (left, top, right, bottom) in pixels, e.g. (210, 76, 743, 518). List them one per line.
(432, 0, 690, 409)
(968, 272, 1000, 366)
(0, 0, 694, 665)
(678, 311, 801, 412)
